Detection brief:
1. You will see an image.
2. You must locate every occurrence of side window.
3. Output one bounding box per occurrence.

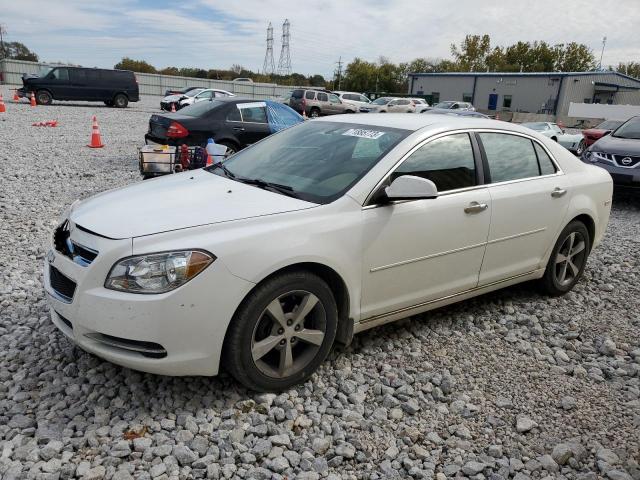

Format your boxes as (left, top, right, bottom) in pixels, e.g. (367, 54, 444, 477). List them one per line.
(479, 133, 540, 183)
(329, 94, 340, 103)
(533, 143, 557, 175)
(305, 91, 316, 100)
(52, 68, 69, 81)
(69, 69, 86, 82)
(359, 95, 370, 103)
(198, 91, 213, 99)
(317, 92, 328, 102)
(226, 106, 241, 122)
(391, 133, 476, 192)
(451, 103, 460, 109)
(241, 106, 267, 123)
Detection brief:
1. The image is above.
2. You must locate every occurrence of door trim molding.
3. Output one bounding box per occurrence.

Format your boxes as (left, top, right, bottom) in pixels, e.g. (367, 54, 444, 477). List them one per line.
(370, 241, 486, 272)
(487, 227, 547, 245)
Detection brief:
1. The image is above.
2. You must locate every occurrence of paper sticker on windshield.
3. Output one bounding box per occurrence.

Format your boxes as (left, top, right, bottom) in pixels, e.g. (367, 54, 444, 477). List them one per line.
(342, 128, 385, 139)
(237, 101, 266, 109)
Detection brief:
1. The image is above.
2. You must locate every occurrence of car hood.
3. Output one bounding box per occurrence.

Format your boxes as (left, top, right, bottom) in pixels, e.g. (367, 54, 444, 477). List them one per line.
(591, 134, 640, 155)
(70, 170, 316, 239)
(162, 94, 185, 102)
(583, 128, 607, 137)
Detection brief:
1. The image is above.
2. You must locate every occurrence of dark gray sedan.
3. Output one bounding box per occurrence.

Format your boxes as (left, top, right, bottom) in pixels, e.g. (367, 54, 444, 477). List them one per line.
(582, 116, 640, 188)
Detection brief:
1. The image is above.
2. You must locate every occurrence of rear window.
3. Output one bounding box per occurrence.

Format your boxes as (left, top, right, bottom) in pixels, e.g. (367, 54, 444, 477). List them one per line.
(179, 100, 224, 117)
(291, 89, 304, 99)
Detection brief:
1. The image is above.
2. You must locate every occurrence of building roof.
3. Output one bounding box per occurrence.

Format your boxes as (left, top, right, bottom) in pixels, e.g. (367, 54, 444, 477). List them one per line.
(408, 71, 640, 84)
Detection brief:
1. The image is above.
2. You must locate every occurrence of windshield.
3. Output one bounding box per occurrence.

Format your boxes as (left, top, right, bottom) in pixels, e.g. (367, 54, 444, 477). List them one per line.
(522, 122, 549, 131)
(612, 117, 640, 139)
(596, 120, 624, 130)
(372, 97, 391, 105)
(185, 88, 205, 97)
(434, 101, 455, 109)
(207, 121, 410, 204)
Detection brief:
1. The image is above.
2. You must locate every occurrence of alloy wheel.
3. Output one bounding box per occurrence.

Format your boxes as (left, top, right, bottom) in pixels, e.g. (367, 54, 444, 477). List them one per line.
(554, 231, 587, 286)
(251, 290, 326, 379)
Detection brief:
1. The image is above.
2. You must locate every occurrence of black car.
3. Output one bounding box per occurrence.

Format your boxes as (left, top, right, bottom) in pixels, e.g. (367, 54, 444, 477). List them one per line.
(144, 97, 303, 154)
(18, 66, 139, 107)
(582, 115, 640, 188)
(164, 86, 200, 96)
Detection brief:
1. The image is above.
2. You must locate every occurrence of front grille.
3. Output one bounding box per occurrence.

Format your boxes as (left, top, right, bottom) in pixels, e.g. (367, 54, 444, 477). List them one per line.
(613, 155, 640, 168)
(53, 221, 98, 266)
(49, 266, 77, 302)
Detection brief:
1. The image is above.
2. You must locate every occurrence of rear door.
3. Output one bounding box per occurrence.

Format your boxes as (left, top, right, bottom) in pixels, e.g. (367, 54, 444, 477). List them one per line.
(476, 132, 570, 285)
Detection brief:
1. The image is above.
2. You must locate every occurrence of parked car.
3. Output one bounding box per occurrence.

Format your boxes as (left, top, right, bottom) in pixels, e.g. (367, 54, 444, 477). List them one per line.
(46, 113, 612, 390)
(423, 108, 489, 118)
(582, 115, 640, 188)
(146, 97, 303, 153)
(409, 98, 430, 111)
(233, 78, 254, 83)
(274, 91, 292, 104)
(164, 86, 200, 97)
(289, 89, 355, 117)
(521, 122, 584, 155)
(360, 97, 415, 113)
(333, 91, 372, 110)
(581, 119, 626, 149)
(17, 66, 139, 107)
(161, 88, 235, 111)
(423, 101, 475, 112)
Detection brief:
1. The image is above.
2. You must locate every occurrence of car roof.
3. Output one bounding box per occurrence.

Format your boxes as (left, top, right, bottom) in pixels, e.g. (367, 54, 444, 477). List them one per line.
(314, 112, 531, 133)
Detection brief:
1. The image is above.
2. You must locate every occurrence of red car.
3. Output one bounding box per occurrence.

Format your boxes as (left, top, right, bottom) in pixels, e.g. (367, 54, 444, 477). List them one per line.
(582, 120, 625, 147)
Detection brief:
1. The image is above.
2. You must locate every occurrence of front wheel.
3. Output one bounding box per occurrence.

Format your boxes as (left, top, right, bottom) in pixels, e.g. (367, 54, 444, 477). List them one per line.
(36, 90, 52, 105)
(540, 221, 591, 296)
(223, 271, 338, 391)
(575, 140, 585, 156)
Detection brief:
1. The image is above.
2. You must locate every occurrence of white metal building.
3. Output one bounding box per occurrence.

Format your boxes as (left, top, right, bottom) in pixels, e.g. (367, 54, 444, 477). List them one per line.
(408, 71, 640, 116)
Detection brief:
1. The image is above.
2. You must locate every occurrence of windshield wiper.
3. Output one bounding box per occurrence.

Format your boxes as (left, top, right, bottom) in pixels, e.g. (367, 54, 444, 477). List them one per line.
(208, 162, 236, 179)
(237, 177, 300, 199)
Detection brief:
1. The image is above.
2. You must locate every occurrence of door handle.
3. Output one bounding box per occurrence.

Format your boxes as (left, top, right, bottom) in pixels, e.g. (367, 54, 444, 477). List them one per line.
(232, 127, 245, 131)
(551, 187, 567, 198)
(464, 201, 488, 214)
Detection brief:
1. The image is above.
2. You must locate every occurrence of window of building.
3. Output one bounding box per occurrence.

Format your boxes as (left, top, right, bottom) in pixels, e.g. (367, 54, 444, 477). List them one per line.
(503, 95, 512, 109)
(478, 133, 540, 183)
(391, 133, 476, 192)
(462, 93, 473, 103)
(431, 92, 440, 104)
(583, 98, 591, 104)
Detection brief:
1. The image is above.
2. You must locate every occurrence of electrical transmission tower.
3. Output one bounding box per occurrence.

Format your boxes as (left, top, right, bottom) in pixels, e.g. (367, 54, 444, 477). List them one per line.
(334, 57, 343, 90)
(277, 19, 292, 76)
(262, 23, 275, 75)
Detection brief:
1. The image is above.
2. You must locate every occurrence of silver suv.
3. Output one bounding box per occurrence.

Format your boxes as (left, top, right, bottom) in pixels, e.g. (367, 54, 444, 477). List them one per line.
(361, 97, 415, 113)
(333, 91, 372, 110)
(289, 89, 356, 117)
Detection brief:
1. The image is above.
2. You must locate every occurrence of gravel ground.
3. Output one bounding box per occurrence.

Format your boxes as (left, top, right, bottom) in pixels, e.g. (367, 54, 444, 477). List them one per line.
(0, 95, 639, 480)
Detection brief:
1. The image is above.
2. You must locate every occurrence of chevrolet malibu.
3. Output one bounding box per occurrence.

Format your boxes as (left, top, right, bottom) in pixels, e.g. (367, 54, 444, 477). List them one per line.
(45, 115, 613, 391)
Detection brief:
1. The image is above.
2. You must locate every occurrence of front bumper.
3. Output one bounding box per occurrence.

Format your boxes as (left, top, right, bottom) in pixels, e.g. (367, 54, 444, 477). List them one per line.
(44, 222, 255, 376)
(581, 156, 640, 187)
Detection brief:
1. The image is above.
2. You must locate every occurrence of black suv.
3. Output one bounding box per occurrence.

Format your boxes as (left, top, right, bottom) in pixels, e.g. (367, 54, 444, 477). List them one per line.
(18, 66, 140, 107)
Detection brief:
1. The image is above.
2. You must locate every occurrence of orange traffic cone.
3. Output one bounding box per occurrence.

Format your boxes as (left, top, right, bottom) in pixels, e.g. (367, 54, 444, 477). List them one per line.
(0, 94, 6, 113)
(302, 109, 308, 120)
(87, 115, 105, 148)
(171, 102, 176, 113)
(13, 90, 19, 102)
(30, 92, 36, 107)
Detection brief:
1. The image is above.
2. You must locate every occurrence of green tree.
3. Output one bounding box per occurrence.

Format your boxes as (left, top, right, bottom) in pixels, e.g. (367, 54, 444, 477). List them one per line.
(114, 57, 157, 73)
(554, 42, 595, 71)
(450, 34, 492, 71)
(615, 62, 640, 79)
(2, 41, 38, 61)
(343, 57, 379, 92)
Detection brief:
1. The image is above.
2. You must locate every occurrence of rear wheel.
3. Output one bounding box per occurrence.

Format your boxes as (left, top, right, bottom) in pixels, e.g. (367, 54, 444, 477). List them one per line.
(223, 271, 338, 391)
(113, 94, 128, 108)
(540, 221, 590, 296)
(36, 90, 52, 105)
(309, 108, 320, 118)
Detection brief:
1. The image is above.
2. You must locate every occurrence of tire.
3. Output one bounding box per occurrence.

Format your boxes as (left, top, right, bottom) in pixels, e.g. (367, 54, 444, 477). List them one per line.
(36, 90, 52, 105)
(309, 108, 320, 118)
(223, 270, 338, 391)
(113, 93, 128, 108)
(540, 220, 591, 296)
(575, 140, 585, 156)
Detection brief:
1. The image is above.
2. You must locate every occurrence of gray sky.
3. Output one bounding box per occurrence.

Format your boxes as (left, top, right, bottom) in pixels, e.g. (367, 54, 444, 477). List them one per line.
(2, 0, 639, 77)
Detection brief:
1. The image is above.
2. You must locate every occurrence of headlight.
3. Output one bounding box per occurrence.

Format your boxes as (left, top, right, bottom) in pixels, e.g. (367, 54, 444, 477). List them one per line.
(105, 250, 215, 294)
(591, 151, 613, 164)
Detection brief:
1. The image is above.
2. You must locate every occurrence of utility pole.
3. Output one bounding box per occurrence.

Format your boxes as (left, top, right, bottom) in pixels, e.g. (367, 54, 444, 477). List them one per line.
(334, 56, 343, 90)
(276, 19, 292, 76)
(0, 24, 6, 59)
(598, 36, 607, 70)
(262, 23, 275, 75)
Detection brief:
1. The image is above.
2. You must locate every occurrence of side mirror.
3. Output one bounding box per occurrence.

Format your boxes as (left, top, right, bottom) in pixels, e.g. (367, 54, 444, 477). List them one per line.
(384, 175, 438, 201)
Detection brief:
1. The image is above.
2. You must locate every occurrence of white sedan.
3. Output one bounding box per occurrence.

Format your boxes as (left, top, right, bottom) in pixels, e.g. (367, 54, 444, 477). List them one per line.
(45, 114, 612, 391)
(521, 122, 585, 155)
(161, 88, 234, 111)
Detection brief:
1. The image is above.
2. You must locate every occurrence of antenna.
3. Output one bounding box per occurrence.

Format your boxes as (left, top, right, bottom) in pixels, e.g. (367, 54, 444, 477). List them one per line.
(262, 23, 275, 75)
(277, 19, 292, 76)
(598, 36, 607, 70)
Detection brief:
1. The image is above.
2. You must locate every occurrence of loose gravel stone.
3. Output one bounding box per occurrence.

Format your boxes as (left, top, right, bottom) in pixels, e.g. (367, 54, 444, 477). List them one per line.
(0, 96, 638, 480)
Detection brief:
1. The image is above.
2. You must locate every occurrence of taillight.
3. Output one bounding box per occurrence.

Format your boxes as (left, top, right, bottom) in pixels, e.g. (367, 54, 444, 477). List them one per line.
(166, 121, 189, 138)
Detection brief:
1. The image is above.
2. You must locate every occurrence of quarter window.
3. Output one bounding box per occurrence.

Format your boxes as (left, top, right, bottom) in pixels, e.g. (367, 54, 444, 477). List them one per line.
(479, 133, 540, 183)
(533, 143, 557, 175)
(240, 106, 267, 123)
(392, 133, 476, 192)
(305, 91, 316, 100)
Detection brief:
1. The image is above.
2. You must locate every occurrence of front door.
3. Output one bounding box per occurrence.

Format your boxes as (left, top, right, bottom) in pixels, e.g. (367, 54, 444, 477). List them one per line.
(476, 132, 571, 285)
(361, 132, 491, 319)
(488, 94, 498, 111)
